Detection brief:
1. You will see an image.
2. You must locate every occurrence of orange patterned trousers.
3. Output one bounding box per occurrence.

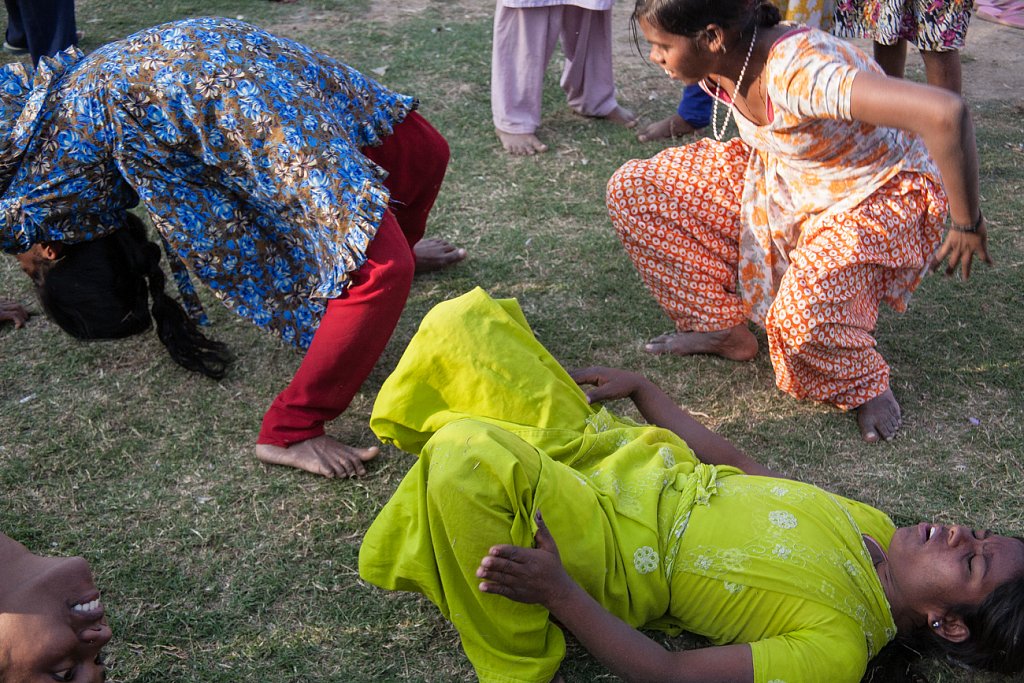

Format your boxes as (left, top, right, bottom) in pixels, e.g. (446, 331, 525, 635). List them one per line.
(607, 138, 946, 410)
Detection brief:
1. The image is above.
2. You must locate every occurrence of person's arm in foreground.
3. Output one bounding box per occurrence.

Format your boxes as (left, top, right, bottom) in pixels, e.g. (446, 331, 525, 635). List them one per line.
(571, 366, 780, 477)
(850, 72, 991, 279)
(478, 510, 755, 683)
(0, 299, 29, 328)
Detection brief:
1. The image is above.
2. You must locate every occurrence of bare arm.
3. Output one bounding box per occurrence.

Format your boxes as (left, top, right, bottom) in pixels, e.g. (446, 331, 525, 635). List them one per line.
(849, 72, 991, 279)
(478, 510, 755, 683)
(570, 366, 780, 478)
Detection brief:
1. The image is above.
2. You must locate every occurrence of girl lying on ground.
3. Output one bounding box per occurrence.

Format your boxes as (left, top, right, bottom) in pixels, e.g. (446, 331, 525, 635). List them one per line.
(1, 17, 464, 478)
(607, 0, 990, 443)
(0, 531, 111, 683)
(359, 288, 1024, 683)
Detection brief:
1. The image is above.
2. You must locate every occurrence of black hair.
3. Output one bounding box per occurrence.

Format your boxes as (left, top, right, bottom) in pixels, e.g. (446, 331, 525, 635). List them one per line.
(864, 538, 1024, 681)
(34, 213, 231, 379)
(630, 0, 781, 48)
(923, 571, 1024, 674)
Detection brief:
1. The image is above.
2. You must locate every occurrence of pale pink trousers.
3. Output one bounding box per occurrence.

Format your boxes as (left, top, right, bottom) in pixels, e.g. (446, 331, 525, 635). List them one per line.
(491, 1, 619, 134)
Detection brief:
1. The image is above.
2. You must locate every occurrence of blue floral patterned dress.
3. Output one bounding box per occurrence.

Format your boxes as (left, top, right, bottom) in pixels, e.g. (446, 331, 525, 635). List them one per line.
(0, 17, 416, 349)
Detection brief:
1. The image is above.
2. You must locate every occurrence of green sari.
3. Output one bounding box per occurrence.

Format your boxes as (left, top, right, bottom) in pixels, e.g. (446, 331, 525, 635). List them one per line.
(359, 288, 896, 683)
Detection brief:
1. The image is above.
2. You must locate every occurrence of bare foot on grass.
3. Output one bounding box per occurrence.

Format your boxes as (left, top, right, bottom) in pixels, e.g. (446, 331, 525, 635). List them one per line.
(637, 113, 697, 142)
(255, 435, 380, 478)
(496, 128, 548, 156)
(414, 238, 466, 273)
(856, 389, 902, 443)
(576, 104, 638, 128)
(644, 325, 758, 361)
(603, 104, 638, 128)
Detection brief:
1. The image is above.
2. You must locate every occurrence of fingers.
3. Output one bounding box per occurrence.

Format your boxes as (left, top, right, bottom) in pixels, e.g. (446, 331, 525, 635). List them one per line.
(568, 366, 602, 386)
(533, 509, 559, 554)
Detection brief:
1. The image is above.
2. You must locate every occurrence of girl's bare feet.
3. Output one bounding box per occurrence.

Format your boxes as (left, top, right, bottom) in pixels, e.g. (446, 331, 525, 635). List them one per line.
(413, 238, 466, 273)
(644, 324, 758, 361)
(856, 389, 902, 442)
(255, 435, 380, 478)
(496, 129, 548, 156)
(637, 112, 697, 142)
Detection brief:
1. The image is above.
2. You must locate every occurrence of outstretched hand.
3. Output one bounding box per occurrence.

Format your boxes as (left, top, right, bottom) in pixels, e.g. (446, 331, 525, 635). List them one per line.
(931, 220, 993, 280)
(477, 510, 574, 607)
(569, 366, 648, 404)
(0, 299, 29, 328)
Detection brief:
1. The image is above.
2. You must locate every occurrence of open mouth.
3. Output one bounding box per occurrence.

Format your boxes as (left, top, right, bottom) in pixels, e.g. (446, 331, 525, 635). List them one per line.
(71, 596, 104, 620)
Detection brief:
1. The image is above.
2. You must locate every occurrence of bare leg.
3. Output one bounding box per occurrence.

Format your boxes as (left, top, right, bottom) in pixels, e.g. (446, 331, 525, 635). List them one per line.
(495, 128, 549, 156)
(644, 324, 758, 361)
(855, 389, 902, 442)
(873, 39, 908, 78)
(255, 436, 380, 478)
(637, 112, 697, 142)
(413, 237, 467, 273)
(919, 49, 962, 94)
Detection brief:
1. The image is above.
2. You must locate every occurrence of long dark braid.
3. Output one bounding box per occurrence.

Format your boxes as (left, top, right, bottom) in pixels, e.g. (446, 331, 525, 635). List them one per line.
(36, 213, 232, 379)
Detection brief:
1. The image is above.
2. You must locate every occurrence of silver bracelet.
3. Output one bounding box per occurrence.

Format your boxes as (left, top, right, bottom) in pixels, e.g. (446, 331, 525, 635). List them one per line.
(950, 212, 983, 234)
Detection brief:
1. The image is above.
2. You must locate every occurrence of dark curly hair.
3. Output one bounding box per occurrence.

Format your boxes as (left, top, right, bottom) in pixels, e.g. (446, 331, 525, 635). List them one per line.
(32, 212, 231, 379)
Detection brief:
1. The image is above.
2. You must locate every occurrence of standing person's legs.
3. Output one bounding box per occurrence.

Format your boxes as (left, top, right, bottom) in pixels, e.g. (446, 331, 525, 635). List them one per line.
(3, 0, 77, 63)
(873, 39, 909, 77)
(559, 7, 635, 127)
(919, 49, 962, 93)
(912, 0, 972, 93)
(360, 111, 464, 270)
(3, 0, 26, 54)
(256, 214, 415, 478)
(256, 112, 459, 478)
(491, 1, 560, 155)
(606, 138, 757, 360)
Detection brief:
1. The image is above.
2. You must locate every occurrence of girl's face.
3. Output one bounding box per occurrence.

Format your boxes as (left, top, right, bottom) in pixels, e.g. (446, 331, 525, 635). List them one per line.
(637, 17, 713, 85)
(0, 536, 110, 682)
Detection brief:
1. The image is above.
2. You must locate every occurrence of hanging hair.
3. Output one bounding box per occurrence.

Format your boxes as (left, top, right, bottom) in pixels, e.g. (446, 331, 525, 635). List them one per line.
(631, 0, 781, 39)
(34, 213, 231, 379)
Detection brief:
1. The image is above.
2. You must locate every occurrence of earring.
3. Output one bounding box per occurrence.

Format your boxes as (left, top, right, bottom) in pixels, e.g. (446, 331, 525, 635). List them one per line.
(932, 620, 941, 629)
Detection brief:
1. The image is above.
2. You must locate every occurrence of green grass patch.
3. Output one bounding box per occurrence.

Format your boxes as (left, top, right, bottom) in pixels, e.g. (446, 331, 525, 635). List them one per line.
(2, 2, 1023, 681)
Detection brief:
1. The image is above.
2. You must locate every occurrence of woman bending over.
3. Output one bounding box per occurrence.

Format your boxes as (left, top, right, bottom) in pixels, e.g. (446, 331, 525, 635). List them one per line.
(359, 288, 1023, 683)
(1, 17, 464, 478)
(606, 0, 989, 442)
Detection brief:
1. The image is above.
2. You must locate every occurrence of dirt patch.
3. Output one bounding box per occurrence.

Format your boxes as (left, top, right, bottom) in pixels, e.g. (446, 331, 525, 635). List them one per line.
(367, 0, 492, 25)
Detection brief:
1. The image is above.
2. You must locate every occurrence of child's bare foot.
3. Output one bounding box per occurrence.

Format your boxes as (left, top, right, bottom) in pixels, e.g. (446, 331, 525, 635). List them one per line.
(414, 238, 466, 273)
(637, 113, 697, 142)
(255, 435, 380, 478)
(856, 390, 902, 442)
(496, 128, 548, 156)
(644, 325, 758, 361)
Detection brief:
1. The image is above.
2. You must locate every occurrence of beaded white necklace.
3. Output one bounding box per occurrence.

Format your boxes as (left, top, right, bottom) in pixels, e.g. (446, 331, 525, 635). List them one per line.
(710, 23, 759, 141)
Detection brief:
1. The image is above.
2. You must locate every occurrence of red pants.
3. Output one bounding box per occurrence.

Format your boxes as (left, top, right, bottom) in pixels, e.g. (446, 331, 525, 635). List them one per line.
(258, 111, 450, 446)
